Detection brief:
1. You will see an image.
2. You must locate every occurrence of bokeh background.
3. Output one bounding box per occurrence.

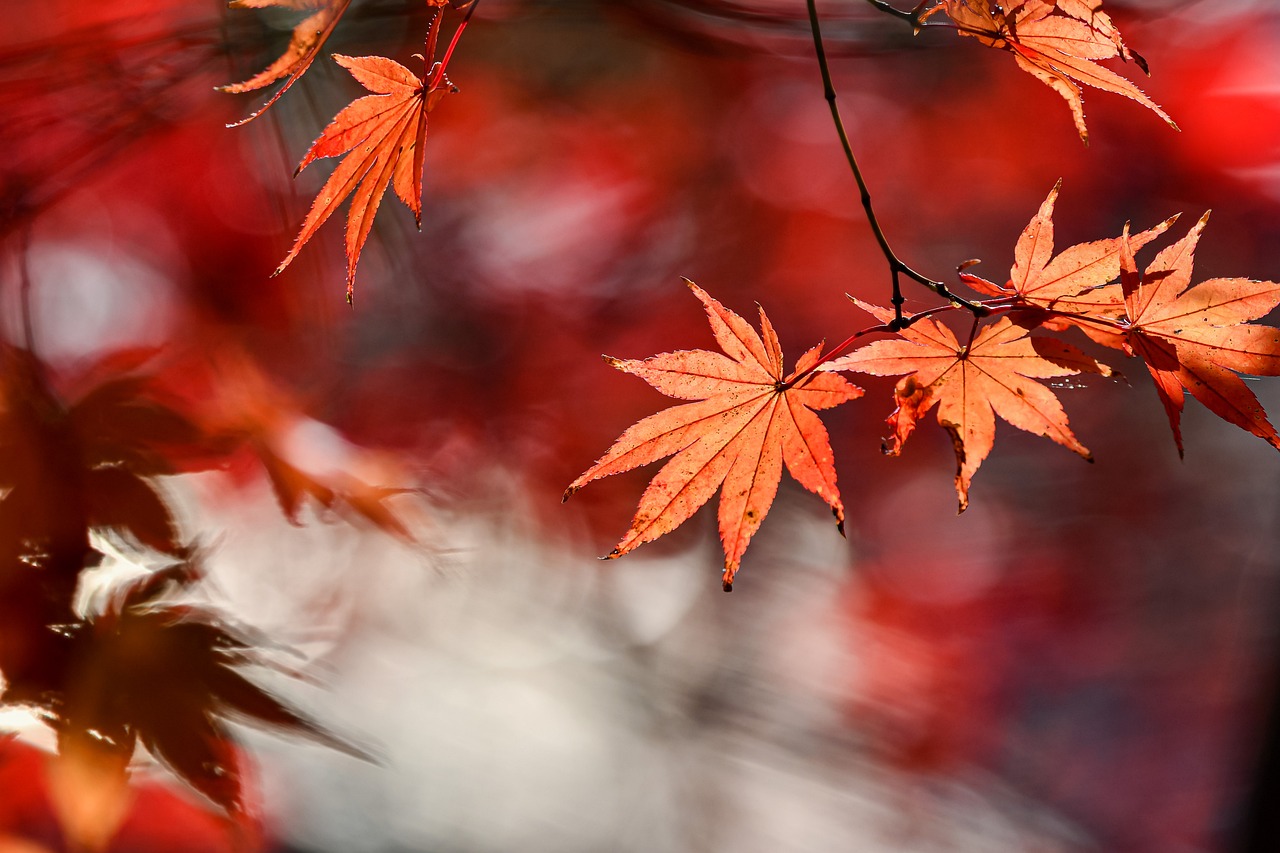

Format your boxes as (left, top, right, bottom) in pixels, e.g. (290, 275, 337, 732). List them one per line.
(4, 0, 1280, 850)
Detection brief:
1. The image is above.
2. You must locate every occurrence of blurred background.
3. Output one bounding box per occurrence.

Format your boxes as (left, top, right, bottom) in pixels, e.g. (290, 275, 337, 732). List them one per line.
(3, 0, 1280, 850)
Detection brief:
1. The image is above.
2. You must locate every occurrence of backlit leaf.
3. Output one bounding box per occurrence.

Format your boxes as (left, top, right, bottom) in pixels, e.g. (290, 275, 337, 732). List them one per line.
(825, 300, 1109, 510)
(565, 281, 862, 590)
(220, 0, 354, 127)
(275, 13, 458, 302)
(931, 0, 1175, 143)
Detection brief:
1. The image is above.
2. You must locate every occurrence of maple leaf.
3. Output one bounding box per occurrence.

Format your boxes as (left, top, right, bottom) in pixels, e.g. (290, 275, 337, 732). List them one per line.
(55, 563, 371, 815)
(1048, 0, 1147, 70)
(198, 349, 416, 540)
(1103, 217, 1280, 455)
(0, 347, 206, 747)
(564, 281, 862, 590)
(961, 181, 1177, 326)
(824, 300, 1111, 510)
(275, 11, 460, 303)
(931, 0, 1176, 143)
(0, 347, 199, 593)
(219, 0, 354, 127)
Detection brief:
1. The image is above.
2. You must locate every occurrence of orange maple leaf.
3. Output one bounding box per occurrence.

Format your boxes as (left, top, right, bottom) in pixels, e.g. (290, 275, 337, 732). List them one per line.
(219, 0, 354, 127)
(931, 0, 1176, 143)
(1106, 217, 1280, 454)
(564, 281, 862, 590)
(275, 12, 459, 302)
(1047, 0, 1146, 67)
(824, 300, 1111, 510)
(961, 181, 1176, 321)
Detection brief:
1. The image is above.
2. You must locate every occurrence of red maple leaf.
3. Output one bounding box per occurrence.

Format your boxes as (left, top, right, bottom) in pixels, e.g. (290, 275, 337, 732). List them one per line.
(930, 0, 1176, 143)
(274, 10, 463, 302)
(961, 181, 1177, 321)
(565, 281, 862, 590)
(1106, 217, 1280, 454)
(825, 300, 1111, 510)
(219, 0, 354, 127)
(0, 346, 200, 585)
(0, 737, 258, 853)
(271, 43, 455, 302)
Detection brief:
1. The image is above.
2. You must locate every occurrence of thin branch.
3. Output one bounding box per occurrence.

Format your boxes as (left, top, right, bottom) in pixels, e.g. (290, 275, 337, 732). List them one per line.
(814, 322, 893, 369)
(777, 323, 885, 390)
(17, 225, 34, 352)
(861, 0, 936, 30)
(806, 0, 986, 327)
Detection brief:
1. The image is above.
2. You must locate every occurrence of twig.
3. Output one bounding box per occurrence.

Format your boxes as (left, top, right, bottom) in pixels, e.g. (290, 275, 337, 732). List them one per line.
(806, 0, 986, 327)
(861, 0, 935, 30)
(17, 225, 35, 352)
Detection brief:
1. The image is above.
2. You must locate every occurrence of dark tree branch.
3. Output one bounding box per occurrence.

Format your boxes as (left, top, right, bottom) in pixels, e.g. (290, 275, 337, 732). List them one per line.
(862, 0, 935, 31)
(806, 0, 986, 329)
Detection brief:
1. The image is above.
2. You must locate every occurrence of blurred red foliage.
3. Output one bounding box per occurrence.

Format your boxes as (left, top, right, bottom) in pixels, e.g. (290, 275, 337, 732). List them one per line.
(2, 0, 1280, 850)
(0, 738, 255, 853)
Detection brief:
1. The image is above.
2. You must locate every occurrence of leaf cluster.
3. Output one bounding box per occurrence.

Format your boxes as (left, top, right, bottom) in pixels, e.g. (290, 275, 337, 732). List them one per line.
(222, 0, 474, 302)
(564, 0, 1280, 589)
(830, 185, 1280, 508)
(0, 343, 405, 826)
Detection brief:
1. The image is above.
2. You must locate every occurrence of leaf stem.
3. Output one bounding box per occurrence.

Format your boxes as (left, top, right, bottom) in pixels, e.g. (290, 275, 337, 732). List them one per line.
(782, 300, 964, 390)
(430, 0, 478, 90)
(777, 322, 888, 392)
(424, 8, 444, 83)
(985, 297, 1132, 335)
(1045, 307, 1129, 333)
(821, 323, 893, 365)
(806, 0, 986, 325)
